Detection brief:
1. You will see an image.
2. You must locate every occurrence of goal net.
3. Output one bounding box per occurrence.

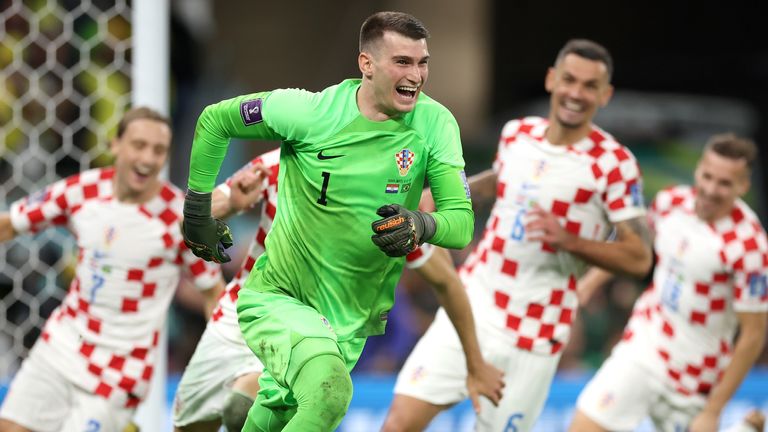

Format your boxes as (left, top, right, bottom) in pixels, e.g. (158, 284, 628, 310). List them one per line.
(0, 0, 131, 380)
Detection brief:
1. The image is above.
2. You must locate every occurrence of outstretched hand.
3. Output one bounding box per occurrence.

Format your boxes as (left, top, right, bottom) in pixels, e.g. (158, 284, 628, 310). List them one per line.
(525, 203, 576, 251)
(466, 361, 505, 413)
(229, 162, 271, 213)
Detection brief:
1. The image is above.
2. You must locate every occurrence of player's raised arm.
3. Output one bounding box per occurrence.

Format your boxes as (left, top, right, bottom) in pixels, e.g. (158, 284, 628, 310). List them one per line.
(183, 94, 280, 263)
(427, 161, 474, 249)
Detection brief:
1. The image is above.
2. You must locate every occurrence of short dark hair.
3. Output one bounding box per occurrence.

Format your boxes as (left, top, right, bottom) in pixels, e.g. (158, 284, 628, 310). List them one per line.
(555, 39, 613, 81)
(705, 132, 758, 171)
(117, 106, 171, 138)
(359, 11, 429, 53)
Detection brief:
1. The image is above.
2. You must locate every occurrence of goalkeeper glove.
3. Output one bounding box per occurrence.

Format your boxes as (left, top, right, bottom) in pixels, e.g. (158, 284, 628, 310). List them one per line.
(182, 189, 233, 263)
(371, 204, 436, 257)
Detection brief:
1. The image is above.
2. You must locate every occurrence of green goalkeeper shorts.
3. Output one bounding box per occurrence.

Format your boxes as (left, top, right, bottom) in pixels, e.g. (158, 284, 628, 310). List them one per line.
(236, 270, 366, 409)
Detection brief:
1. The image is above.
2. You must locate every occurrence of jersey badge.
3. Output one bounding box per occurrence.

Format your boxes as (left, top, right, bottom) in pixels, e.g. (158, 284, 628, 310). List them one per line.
(240, 98, 264, 126)
(105, 226, 117, 248)
(598, 392, 615, 410)
(395, 149, 415, 176)
(400, 183, 411, 193)
(385, 184, 399, 194)
(409, 365, 427, 383)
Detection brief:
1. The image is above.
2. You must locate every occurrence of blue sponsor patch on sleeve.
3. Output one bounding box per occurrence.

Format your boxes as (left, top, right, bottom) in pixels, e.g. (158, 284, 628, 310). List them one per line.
(630, 182, 644, 207)
(27, 188, 48, 205)
(460, 170, 471, 199)
(240, 99, 263, 126)
(748, 273, 768, 298)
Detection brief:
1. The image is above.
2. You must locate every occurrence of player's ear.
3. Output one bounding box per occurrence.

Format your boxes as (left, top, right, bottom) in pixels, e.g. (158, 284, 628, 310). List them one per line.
(736, 174, 751, 197)
(544, 67, 556, 92)
(109, 137, 120, 156)
(599, 83, 614, 107)
(358, 52, 374, 79)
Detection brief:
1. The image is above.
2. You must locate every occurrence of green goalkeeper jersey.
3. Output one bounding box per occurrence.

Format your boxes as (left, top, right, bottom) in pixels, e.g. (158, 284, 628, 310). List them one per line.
(188, 79, 473, 339)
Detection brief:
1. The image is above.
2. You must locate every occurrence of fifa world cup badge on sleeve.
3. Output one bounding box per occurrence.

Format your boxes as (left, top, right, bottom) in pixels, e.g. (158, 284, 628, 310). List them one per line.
(240, 99, 264, 126)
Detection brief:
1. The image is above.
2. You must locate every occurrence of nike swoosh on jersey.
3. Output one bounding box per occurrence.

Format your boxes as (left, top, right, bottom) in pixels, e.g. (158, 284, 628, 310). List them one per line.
(317, 150, 345, 160)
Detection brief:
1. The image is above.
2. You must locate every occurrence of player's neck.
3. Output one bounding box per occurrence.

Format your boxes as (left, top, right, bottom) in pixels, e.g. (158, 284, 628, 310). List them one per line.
(545, 121, 591, 147)
(356, 85, 396, 122)
(112, 179, 161, 204)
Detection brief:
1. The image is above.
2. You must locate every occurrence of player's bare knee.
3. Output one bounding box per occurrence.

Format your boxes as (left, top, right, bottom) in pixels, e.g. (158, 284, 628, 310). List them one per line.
(381, 396, 438, 432)
(569, 410, 609, 432)
(381, 413, 411, 432)
(221, 391, 254, 432)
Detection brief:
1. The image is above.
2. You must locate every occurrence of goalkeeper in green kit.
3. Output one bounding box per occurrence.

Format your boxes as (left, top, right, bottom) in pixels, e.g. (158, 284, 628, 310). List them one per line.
(182, 11, 481, 431)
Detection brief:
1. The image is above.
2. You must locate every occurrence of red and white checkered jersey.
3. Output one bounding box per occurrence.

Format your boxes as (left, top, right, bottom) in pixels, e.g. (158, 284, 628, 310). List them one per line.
(617, 185, 768, 399)
(9, 167, 221, 408)
(209, 148, 435, 343)
(208, 149, 280, 343)
(460, 116, 645, 356)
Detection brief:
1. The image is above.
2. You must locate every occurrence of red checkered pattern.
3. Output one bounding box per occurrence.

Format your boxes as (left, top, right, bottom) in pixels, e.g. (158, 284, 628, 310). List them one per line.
(10, 167, 221, 407)
(616, 185, 768, 397)
(459, 116, 645, 355)
(208, 150, 280, 341)
(209, 149, 433, 343)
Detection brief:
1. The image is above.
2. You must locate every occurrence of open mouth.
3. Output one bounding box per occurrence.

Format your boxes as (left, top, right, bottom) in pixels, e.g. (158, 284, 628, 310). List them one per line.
(562, 99, 584, 113)
(133, 166, 152, 181)
(396, 85, 418, 99)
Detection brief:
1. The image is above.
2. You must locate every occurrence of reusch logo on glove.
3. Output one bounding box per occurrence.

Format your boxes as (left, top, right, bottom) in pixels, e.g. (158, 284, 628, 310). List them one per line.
(375, 216, 406, 231)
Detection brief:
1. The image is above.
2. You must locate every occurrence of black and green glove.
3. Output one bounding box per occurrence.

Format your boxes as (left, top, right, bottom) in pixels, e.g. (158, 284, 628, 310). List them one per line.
(182, 189, 233, 263)
(371, 204, 436, 257)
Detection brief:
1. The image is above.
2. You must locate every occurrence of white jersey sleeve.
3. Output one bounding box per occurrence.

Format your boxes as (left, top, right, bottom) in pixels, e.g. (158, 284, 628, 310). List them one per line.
(404, 243, 435, 269)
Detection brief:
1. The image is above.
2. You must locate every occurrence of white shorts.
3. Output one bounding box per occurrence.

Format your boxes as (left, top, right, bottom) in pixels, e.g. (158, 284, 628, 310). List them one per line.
(0, 342, 133, 432)
(394, 309, 560, 432)
(173, 322, 264, 426)
(577, 351, 704, 432)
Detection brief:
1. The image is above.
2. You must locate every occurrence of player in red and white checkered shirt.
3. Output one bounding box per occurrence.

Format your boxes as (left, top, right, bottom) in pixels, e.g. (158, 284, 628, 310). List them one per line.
(173, 149, 503, 432)
(384, 39, 653, 432)
(0, 108, 228, 432)
(573, 134, 768, 432)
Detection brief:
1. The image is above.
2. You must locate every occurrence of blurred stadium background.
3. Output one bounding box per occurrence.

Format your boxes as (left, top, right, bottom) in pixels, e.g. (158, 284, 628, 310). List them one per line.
(1, 0, 766, 430)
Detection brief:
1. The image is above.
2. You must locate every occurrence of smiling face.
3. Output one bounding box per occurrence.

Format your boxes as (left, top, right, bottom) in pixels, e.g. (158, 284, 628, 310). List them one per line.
(545, 53, 613, 131)
(693, 149, 750, 222)
(358, 30, 429, 120)
(110, 118, 171, 203)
